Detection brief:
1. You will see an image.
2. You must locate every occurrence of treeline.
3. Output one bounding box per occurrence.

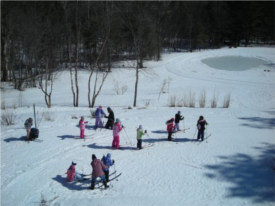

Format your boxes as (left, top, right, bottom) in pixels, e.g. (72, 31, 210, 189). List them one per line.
(1, 1, 274, 106)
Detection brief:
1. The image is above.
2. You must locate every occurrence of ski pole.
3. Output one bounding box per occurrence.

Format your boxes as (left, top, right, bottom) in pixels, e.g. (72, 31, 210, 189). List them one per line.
(121, 132, 128, 144)
(193, 128, 197, 141)
(114, 163, 117, 177)
(123, 128, 133, 145)
(205, 126, 208, 143)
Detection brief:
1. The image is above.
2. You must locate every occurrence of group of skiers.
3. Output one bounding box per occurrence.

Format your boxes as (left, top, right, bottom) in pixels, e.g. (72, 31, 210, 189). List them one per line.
(166, 111, 208, 141)
(79, 106, 147, 150)
(66, 153, 115, 190)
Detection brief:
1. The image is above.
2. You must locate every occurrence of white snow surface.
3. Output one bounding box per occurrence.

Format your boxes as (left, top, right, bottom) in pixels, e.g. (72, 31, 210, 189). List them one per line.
(1, 47, 275, 206)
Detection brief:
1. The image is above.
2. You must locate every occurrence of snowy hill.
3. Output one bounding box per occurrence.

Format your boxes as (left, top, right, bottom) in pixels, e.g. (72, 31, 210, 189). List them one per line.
(1, 47, 275, 206)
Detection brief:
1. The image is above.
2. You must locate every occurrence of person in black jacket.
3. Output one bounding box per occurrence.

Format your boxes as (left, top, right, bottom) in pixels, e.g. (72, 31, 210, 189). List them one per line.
(175, 111, 184, 131)
(197, 116, 208, 141)
(104, 107, 115, 129)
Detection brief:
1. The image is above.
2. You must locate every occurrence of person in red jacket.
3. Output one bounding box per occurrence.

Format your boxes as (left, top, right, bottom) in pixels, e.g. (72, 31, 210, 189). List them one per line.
(166, 118, 176, 141)
(89, 154, 109, 190)
(66, 162, 88, 182)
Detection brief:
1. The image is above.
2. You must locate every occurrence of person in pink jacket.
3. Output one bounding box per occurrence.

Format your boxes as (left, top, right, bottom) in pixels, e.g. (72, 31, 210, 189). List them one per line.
(166, 118, 176, 141)
(79, 116, 88, 139)
(89, 154, 109, 190)
(112, 118, 122, 149)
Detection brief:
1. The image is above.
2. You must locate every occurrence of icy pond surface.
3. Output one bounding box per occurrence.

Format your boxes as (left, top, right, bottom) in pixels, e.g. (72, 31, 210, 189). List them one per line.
(201, 56, 269, 71)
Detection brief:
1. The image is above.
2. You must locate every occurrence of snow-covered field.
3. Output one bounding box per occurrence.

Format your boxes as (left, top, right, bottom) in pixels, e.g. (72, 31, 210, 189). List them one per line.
(1, 47, 275, 206)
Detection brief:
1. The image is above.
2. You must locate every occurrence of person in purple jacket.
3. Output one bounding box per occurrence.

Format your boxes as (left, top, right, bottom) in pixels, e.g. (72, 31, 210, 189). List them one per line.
(101, 153, 115, 182)
(95, 106, 106, 129)
(197, 116, 208, 141)
(90, 154, 109, 190)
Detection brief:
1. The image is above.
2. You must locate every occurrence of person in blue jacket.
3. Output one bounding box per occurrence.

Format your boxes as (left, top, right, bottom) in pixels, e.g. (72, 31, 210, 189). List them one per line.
(101, 153, 115, 182)
(95, 106, 106, 129)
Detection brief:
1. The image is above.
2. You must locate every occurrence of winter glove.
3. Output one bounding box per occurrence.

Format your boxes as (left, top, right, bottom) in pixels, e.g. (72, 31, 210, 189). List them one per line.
(112, 160, 115, 164)
(122, 125, 125, 128)
(85, 121, 88, 124)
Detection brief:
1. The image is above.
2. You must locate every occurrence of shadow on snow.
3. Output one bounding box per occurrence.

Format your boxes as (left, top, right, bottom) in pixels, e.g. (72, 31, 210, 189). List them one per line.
(239, 117, 275, 129)
(204, 142, 275, 203)
(4, 136, 27, 142)
(83, 143, 137, 151)
(57, 135, 75, 140)
(52, 175, 91, 191)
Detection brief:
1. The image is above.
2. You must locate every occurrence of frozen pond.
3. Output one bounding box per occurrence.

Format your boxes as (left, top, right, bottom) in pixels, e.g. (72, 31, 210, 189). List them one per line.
(201, 56, 269, 71)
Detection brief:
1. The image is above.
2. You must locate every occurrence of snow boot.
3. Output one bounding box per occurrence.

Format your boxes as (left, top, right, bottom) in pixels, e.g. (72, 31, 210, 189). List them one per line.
(89, 183, 95, 190)
(103, 181, 109, 189)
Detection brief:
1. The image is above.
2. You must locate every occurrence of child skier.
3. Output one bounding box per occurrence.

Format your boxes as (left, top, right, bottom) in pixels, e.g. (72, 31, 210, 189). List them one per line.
(95, 106, 106, 129)
(136, 125, 147, 149)
(90, 154, 109, 190)
(104, 107, 115, 130)
(79, 116, 88, 139)
(175, 111, 184, 131)
(112, 118, 122, 149)
(166, 118, 176, 141)
(197, 116, 208, 141)
(66, 162, 89, 182)
(101, 153, 115, 182)
(24, 117, 33, 140)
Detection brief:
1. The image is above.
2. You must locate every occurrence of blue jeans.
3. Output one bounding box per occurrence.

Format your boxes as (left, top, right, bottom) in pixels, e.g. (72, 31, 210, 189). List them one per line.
(91, 175, 106, 184)
(197, 130, 205, 140)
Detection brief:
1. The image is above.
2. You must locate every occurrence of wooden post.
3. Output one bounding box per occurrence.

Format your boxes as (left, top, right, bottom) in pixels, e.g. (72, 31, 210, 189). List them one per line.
(33, 104, 37, 128)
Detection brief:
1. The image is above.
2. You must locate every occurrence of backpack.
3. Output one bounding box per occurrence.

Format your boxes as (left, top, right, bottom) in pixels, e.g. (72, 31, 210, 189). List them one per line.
(29, 128, 39, 140)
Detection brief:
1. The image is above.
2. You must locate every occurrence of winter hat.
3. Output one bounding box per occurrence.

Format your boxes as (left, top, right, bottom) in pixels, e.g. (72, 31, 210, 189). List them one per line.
(115, 118, 120, 123)
(107, 107, 111, 110)
(72, 161, 77, 166)
(139, 125, 143, 129)
(81, 116, 84, 119)
(199, 116, 204, 120)
(178, 111, 181, 114)
(99, 106, 102, 109)
(171, 118, 174, 121)
(92, 154, 97, 160)
(107, 153, 111, 158)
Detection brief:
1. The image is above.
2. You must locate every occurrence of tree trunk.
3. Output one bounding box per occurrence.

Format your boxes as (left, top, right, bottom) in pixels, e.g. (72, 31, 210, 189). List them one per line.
(133, 57, 139, 107)
(68, 34, 76, 107)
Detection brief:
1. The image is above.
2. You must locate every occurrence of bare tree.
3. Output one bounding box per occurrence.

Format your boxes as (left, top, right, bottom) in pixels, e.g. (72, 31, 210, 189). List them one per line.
(87, 1, 113, 108)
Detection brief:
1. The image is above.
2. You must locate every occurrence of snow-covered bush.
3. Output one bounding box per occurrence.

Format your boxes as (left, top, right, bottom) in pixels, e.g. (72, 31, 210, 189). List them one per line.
(1, 100, 6, 110)
(1, 109, 16, 125)
(113, 80, 128, 95)
(199, 89, 206, 108)
(210, 92, 218, 108)
(223, 93, 231, 108)
(168, 95, 176, 107)
(90, 110, 96, 118)
(188, 91, 196, 107)
(42, 111, 54, 121)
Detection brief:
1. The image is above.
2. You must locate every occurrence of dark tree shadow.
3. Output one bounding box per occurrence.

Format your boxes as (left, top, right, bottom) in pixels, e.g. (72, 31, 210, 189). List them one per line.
(52, 175, 90, 191)
(204, 142, 275, 204)
(239, 117, 275, 129)
(57, 135, 75, 140)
